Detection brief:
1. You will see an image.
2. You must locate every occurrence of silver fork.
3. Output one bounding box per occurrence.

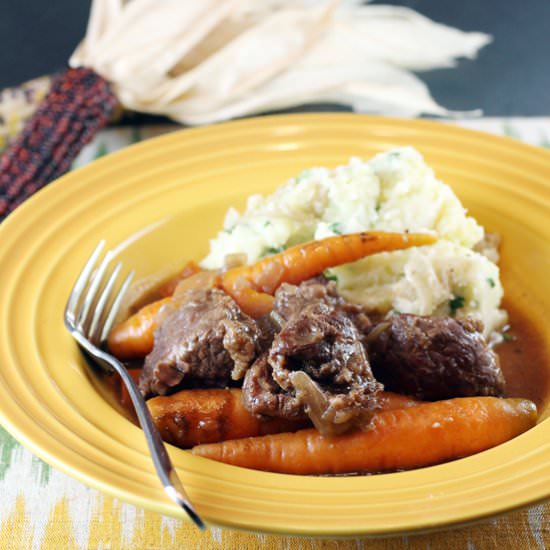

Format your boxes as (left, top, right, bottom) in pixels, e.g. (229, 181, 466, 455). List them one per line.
(64, 241, 205, 530)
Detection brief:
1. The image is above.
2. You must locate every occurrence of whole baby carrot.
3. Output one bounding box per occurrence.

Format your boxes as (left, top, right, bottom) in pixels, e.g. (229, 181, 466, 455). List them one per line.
(191, 397, 537, 474)
(222, 231, 436, 317)
(148, 389, 420, 449)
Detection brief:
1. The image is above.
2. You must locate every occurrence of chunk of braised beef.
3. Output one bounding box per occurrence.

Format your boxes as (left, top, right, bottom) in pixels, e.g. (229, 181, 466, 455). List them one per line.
(243, 300, 382, 429)
(271, 277, 338, 322)
(139, 288, 265, 397)
(367, 314, 505, 400)
(242, 353, 309, 421)
(271, 278, 372, 335)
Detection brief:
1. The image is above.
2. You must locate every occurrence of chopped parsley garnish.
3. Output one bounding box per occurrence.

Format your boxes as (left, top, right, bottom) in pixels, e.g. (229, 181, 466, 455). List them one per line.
(449, 295, 465, 315)
(502, 332, 515, 342)
(325, 273, 338, 282)
(223, 227, 234, 235)
(261, 246, 284, 257)
(264, 220, 272, 228)
(486, 277, 496, 288)
(329, 222, 342, 235)
(375, 203, 382, 213)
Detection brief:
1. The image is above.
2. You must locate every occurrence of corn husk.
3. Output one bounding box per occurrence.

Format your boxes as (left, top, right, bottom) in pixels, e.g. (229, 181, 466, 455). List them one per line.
(70, 0, 492, 124)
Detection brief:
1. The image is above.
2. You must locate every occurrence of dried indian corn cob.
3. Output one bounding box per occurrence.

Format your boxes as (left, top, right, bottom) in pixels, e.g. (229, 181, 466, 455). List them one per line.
(0, 68, 121, 220)
(0, 76, 52, 154)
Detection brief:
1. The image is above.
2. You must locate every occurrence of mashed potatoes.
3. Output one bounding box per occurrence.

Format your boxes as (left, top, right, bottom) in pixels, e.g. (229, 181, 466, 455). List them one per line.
(201, 147, 506, 336)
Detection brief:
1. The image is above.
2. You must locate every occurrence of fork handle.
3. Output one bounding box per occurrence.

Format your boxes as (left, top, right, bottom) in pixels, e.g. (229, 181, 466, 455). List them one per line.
(115, 365, 206, 530)
(75, 335, 206, 530)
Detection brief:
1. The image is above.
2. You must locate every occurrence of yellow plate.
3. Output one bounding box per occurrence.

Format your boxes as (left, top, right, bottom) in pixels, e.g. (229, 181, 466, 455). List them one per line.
(0, 114, 549, 536)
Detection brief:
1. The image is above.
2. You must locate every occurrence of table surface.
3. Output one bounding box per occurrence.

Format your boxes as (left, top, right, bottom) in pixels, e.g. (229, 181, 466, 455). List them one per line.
(1, 116, 550, 549)
(0, 0, 549, 116)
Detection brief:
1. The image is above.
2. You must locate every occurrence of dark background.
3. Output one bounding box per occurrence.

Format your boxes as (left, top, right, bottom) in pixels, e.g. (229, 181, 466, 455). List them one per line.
(1, 0, 549, 115)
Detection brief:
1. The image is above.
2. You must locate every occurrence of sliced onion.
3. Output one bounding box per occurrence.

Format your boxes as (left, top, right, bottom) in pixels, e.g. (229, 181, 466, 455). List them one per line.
(256, 260, 285, 293)
(172, 270, 220, 301)
(364, 321, 390, 344)
(291, 371, 350, 436)
(115, 265, 181, 323)
(269, 310, 286, 331)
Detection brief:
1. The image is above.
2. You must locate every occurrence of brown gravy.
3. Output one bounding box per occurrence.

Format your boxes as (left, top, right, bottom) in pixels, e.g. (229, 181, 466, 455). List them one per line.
(497, 298, 550, 410)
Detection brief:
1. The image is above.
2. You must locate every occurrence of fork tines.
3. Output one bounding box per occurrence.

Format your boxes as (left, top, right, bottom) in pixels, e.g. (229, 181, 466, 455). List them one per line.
(64, 240, 134, 347)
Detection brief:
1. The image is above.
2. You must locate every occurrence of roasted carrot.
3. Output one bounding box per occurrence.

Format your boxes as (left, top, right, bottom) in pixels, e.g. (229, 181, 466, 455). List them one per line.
(108, 271, 220, 360)
(148, 389, 420, 448)
(222, 231, 436, 317)
(376, 391, 421, 411)
(224, 286, 276, 320)
(108, 297, 171, 359)
(191, 397, 537, 474)
(148, 388, 309, 448)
